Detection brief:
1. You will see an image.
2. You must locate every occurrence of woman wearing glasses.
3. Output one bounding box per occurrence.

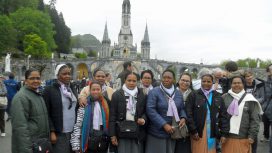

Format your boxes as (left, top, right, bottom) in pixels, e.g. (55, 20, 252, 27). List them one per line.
(11, 69, 50, 153)
(43, 64, 78, 153)
(175, 72, 193, 153)
(140, 70, 154, 95)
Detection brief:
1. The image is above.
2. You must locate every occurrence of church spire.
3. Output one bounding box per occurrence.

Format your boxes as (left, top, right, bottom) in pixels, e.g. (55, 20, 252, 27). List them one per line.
(102, 22, 111, 44)
(122, 0, 131, 13)
(142, 24, 150, 43)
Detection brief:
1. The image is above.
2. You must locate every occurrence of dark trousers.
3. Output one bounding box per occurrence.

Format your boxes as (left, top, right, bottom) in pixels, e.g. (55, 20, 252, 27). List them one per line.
(175, 137, 191, 153)
(0, 109, 5, 133)
(263, 114, 270, 139)
(5, 99, 12, 117)
(53, 132, 73, 153)
(252, 137, 258, 153)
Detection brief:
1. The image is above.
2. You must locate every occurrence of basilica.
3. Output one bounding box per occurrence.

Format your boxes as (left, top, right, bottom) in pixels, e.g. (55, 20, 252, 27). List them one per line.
(99, 0, 150, 60)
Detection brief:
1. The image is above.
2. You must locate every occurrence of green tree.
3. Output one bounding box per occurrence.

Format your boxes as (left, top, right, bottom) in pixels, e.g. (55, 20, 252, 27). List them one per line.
(74, 53, 87, 59)
(10, 8, 56, 51)
(0, 0, 39, 15)
(88, 50, 97, 57)
(70, 36, 82, 48)
(23, 34, 51, 59)
(0, 15, 16, 55)
(47, 6, 71, 53)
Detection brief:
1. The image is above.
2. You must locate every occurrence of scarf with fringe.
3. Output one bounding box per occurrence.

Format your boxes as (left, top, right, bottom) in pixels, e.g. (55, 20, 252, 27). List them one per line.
(81, 95, 109, 152)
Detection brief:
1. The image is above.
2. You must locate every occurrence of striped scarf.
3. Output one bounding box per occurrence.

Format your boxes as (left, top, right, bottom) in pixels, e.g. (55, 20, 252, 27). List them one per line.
(81, 95, 109, 152)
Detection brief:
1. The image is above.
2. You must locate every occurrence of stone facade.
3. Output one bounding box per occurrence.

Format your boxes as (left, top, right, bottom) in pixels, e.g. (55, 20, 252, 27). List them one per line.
(99, 0, 150, 60)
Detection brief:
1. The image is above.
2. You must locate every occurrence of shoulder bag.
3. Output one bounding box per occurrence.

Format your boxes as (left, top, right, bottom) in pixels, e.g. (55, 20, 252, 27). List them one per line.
(32, 138, 53, 153)
(88, 130, 110, 152)
(0, 96, 7, 107)
(117, 120, 138, 139)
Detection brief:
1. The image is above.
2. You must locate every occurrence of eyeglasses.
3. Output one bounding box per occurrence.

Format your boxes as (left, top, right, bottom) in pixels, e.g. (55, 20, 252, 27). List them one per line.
(180, 79, 190, 83)
(27, 77, 41, 81)
(143, 77, 152, 80)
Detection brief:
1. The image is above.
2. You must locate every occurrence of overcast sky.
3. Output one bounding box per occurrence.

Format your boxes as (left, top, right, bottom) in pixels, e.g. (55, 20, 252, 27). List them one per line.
(44, 0, 272, 64)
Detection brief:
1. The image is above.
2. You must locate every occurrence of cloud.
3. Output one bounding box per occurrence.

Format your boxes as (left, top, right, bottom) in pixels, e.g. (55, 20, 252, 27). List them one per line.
(44, 0, 272, 64)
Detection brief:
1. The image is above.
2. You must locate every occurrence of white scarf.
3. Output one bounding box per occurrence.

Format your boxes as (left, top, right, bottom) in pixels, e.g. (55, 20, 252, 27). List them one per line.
(122, 84, 138, 116)
(102, 84, 107, 93)
(141, 84, 153, 95)
(93, 101, 103, 130)
(228, 89, 263, 134)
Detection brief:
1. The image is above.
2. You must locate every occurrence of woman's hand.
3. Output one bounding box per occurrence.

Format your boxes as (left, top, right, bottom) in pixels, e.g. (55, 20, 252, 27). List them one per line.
(248, 138, 254, 144)
(220, 136, 226, 144)
(137, 118, 145, 125)
(163, 124, 174, 134)
(111, 136, 118, 146)
(79, 97, 87, 107)
(50, 132, 57, 144)
(178, 118, 186, 128)
(192, 133, 200, 141)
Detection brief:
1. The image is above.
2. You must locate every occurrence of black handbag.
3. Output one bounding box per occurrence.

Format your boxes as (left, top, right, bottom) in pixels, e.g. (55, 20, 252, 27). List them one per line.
(32, 138, 53, 153)
(88, 130, 110, 152)
(117, 120, 138, 139)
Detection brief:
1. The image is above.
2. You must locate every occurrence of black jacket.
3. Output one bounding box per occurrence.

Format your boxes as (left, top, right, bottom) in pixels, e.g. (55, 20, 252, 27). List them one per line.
(109, 88, 147, 141)
(43, 82, 79, 133)
(186, 89, 229, 138)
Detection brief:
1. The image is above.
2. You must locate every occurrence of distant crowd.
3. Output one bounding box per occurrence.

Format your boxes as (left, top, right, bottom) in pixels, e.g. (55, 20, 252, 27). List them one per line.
(0, 61, 272, 153)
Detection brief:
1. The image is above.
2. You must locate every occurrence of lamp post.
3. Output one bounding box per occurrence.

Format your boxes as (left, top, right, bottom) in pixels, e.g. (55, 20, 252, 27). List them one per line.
(27, 55, 31, 69)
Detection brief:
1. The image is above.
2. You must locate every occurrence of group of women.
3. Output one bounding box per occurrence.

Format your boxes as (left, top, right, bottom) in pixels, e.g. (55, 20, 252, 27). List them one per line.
(10, 64, 262, 153)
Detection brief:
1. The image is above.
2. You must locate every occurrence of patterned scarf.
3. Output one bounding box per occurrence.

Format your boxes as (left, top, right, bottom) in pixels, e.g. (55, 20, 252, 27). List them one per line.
(81, 95, 109, 152)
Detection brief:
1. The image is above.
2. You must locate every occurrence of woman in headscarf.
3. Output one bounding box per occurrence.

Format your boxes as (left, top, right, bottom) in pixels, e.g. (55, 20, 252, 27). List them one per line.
(43, 64, 78, 153)
(145, 69, 186, 153)
(71, 81, 110, 153)
(221, 76, 262, 153)
(175, 72, 193, 153)
(186, 71, 229, 153)
(109, 72, 147, 153)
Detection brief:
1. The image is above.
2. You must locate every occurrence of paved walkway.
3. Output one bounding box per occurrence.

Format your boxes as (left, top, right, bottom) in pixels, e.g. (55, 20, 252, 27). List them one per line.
(0, 113, 269, 152)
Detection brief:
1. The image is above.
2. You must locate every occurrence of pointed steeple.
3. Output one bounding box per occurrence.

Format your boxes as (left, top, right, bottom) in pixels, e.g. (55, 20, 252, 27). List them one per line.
(102, 22, 111, 44)
(122, 0, 131, 13)
(142, 24, 150, 43)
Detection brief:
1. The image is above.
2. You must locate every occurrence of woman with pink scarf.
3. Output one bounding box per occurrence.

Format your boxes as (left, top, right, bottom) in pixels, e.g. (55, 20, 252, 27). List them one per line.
(186, 72, 229, 153)
(222, 75, 263, 153)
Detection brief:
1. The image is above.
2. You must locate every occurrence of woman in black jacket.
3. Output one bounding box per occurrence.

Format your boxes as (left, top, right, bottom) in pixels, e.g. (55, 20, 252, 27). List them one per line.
(43, 64, 78, 153)
(186, 73, 229, 153)
(109, 72, 147, 153)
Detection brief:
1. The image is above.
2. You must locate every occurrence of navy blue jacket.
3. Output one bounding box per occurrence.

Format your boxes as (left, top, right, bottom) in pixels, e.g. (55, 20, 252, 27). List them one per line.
(146, 86, 187, 138)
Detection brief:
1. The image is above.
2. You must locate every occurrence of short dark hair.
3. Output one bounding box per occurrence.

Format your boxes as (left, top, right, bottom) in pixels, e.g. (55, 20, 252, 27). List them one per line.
(8, 73, 15, 79)
(225, 61, 238, 72)
(89, 80, 102, 89)
(105, 72, 110, 77)
(162, 69, 176, 80)
(25, 68, 40, 80)
(229, 75, 246, 87)
(124, 72, 139, 81)
(93, 68, 105, 77)
(123, 61, 132, 69)
(266, 64, 272, 72)
(141, 70, 154, 80)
